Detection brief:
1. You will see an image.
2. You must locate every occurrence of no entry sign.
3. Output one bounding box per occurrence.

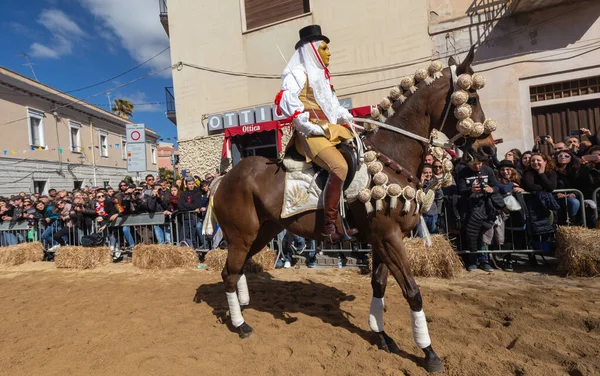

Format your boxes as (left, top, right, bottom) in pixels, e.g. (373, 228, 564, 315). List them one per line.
(126, 124, 146, 144)
(126, 124, 147, 172)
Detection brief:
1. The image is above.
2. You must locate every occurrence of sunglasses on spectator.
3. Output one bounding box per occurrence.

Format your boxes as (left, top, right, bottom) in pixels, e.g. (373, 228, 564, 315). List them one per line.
(97, 195, 105, 198)
(557, 154, 571, 159)
(433, 165, 443, 169)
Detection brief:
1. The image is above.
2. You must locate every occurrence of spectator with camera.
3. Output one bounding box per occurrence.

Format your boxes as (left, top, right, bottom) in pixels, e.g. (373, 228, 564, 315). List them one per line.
(147, 184, 171, 244)
(457, 159, 504, 272)
(418, 164, 442, 235)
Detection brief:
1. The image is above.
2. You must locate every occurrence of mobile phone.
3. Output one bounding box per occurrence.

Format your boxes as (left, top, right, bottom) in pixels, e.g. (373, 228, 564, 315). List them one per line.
(582, 154, 600, 162)
(493, 138, 504, 145)
(569, 129, 583, 136)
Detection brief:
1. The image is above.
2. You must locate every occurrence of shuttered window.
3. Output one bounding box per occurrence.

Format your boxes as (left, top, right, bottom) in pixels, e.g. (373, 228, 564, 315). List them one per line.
(244, 0, 310, 30)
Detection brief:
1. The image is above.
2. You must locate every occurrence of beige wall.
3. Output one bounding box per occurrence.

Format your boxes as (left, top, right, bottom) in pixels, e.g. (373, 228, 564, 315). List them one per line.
(0, 85, 158, 172)
(168, 0, 434, 142)
(428, 1, 600, 156)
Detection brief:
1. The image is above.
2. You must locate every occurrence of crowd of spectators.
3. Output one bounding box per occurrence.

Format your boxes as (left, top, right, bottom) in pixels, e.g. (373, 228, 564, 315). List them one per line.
(420, 127, 600, 272)
(0, 173, 217, 258)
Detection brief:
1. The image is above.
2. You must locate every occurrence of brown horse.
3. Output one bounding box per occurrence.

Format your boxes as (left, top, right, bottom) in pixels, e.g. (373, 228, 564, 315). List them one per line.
(212, 48, 495, 373)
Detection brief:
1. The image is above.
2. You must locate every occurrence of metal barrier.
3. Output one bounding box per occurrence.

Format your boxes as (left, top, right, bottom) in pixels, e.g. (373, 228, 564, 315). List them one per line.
(593, 187, 600, 226)
(0, 187, 596, 267)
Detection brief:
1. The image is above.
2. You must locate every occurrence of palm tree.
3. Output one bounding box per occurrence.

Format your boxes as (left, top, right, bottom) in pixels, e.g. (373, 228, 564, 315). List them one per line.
(112, 98, 134, 119)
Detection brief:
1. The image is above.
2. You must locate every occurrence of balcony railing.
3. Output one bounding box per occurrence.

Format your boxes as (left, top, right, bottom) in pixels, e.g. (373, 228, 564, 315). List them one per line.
(159, 0, 169, 36)
(165, 86, 176, 125)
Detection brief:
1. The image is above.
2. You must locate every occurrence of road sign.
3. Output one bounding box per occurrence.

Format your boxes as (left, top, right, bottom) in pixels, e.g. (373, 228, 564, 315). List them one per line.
(126, 124, 146, 143)
(127, 143, 147, 172)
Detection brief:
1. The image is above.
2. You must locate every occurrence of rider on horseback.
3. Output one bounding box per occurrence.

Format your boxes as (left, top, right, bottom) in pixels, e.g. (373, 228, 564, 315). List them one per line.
(275, 25, 357, 243)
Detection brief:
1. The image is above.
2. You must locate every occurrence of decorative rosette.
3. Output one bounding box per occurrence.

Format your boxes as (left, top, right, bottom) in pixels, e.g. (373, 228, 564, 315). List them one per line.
(483, 119, 498, 134)
(456, 74, 473, 90)
(451, 90, 469, 106)
(363, 150, 378, 163)
(389, 86, 401, 100)
(370, 107, 381, 120)
(380, 97, 392, 110)
(358, 188, 374, 214)
(387, 184, 402, 209)
(431, 146, 445, 162)
(402, 186, 416, 213)
(400, 75, 418, 94)
(368, 161, 383, 175)
(415, 189, 426, 214)
(454, 104, 472, 120)
(471, 74, 486, 90)
(470, 122, 485, 137)
(421, 190, 436, 213)
(442, 159, 454, 173)
(371, 185, 387, 212)
(415, 68, 433, 85)
(373, 172, 388, 186)
(457, 118, 475, 135)
(428, 61, 444, 79)
(442, 173, 454, 187)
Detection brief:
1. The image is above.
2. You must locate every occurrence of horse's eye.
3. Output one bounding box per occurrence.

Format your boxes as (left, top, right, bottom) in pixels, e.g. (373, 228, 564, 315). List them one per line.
(467, 97, 478, 105)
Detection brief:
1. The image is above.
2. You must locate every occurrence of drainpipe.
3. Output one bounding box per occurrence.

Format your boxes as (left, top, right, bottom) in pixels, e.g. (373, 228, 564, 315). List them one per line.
(89, 117, 97, 187)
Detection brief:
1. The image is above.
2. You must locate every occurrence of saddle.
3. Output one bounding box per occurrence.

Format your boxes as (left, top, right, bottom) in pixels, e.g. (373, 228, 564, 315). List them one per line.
(282, 143, 359, 191)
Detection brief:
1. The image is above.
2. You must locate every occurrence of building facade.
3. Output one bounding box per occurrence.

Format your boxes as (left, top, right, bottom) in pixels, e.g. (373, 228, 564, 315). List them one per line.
(0, 67, 160, 196)
(160, 0, 599, 175)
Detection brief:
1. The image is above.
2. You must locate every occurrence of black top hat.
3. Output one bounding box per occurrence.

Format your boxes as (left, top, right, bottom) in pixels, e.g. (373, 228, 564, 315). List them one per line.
(295, 25, 329, 50)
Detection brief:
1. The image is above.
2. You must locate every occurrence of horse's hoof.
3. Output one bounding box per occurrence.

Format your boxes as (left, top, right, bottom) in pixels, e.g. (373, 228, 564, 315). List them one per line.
(236, 322, 253, 339)
(422, 346, 444, 373)
(375, 331, 399, 354)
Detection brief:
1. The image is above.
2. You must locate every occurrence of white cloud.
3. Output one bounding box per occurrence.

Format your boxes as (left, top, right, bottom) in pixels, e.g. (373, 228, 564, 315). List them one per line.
(30, 42, 60, 59)
(80, 0, 171, 77)
(115, 91, 162, 113)
(29, 9, 86, 59)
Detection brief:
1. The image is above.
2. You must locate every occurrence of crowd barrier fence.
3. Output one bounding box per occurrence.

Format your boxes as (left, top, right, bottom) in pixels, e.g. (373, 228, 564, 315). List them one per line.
(0, 188, 596, 265)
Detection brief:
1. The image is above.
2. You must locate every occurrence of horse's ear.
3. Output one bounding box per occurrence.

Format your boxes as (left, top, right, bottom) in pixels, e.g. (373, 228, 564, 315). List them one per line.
(448, 56, 457, 67)
(456, 45, 476, 75)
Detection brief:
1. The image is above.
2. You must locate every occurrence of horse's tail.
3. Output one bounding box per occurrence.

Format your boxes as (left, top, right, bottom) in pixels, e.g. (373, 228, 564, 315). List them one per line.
(203, 176, 223, 237)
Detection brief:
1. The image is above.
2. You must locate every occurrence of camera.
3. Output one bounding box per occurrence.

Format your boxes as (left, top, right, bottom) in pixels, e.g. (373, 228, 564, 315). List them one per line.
(539, 135, 549, 145)
(569, 129, 583, 136)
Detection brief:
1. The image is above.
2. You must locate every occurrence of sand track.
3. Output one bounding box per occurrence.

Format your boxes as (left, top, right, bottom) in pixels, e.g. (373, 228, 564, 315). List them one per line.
(0, 263, 598, 376)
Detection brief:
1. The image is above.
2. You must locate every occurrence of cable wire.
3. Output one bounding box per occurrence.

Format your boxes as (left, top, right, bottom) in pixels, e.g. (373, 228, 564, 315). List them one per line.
(65, 46, 170, 93)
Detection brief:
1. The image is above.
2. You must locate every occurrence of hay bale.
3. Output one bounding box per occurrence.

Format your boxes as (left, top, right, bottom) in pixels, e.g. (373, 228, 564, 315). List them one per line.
(0, 242, 44, 266)
(55, 246, 111, 269)
(555, 226, 600, 277)
(204, 247, 276, 273)
(368, 235, 462, 278)
(132, 244, 198, 269)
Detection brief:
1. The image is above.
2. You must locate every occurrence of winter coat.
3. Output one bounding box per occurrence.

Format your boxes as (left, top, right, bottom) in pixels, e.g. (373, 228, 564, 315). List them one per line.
(525, 190, 560, 236)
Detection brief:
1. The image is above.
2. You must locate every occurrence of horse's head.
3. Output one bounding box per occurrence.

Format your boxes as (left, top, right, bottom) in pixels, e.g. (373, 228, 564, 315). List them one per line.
(427, 46, 497, 162)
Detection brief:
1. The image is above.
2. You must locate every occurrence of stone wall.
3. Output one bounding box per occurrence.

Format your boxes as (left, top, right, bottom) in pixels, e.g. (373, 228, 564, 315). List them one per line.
(178, 134, 231, 178)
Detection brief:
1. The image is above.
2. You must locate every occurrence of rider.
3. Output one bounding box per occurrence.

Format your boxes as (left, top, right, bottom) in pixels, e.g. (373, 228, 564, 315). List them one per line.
(275, 25, 357, 243)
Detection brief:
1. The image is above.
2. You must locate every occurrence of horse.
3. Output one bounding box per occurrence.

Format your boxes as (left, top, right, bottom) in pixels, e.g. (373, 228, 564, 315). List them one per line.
(211, 47, 496, 373)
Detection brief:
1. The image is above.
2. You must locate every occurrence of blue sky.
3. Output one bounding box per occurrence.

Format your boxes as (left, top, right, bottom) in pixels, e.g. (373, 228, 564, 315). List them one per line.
(1, 0, 177, 144)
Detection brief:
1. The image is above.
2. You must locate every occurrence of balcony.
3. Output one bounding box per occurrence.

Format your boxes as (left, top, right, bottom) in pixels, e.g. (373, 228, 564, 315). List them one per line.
(509, 0, 588, 14)
(159, 0, 169, 37)
(165, 86, 176, 125)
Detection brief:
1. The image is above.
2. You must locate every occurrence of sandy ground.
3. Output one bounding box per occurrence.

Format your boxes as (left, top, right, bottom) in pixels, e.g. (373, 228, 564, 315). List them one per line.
(0, 262, 598, 376)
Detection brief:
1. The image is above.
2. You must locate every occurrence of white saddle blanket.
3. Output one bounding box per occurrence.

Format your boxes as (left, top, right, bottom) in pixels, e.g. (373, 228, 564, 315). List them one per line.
(280, 162, 370, 219)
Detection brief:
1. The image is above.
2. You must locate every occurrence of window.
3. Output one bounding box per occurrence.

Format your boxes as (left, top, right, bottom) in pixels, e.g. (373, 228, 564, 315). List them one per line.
(99, 132, 108, 157)
(33, 180, 46, 194)
(73, 181, 83, 190)
(69, 121, 81, 152)
(243, 0, 310, 31)
(121, 138, 127, 160)
(27, 108, 45, 148)
(530, 76, 600, 102)
(151, 145, 157, 164)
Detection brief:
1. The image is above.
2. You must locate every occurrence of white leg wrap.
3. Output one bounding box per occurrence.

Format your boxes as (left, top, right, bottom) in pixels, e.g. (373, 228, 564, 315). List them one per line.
(237, 274, 250, 306)
(368, 297, 385, 332)
(226, 292, 244, 328)
(410, 309, 432, 349)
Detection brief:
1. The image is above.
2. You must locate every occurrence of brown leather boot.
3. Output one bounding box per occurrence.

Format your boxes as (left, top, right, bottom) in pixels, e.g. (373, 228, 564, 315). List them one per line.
(322, 174, 357, 243)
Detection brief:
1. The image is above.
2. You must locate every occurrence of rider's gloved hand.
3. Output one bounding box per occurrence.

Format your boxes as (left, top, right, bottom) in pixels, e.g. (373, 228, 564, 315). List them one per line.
(293, 112, 326, 137)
